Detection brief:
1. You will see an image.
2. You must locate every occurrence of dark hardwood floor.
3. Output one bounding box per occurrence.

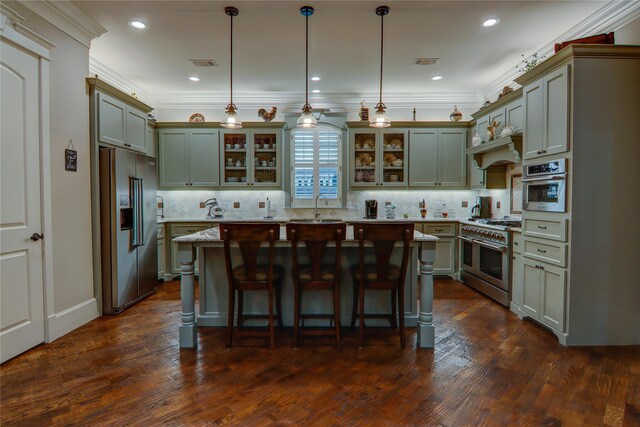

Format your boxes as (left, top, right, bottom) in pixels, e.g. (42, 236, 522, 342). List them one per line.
(1, 278, 639, 426)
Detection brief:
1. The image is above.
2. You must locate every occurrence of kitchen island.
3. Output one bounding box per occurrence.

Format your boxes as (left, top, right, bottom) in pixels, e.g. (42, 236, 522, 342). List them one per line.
(175, 223, 438, 349)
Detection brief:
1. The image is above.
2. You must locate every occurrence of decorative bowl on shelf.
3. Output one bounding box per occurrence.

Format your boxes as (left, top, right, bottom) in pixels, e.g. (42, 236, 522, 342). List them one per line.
(358, 153, 373, 165)
(391, 159, 403, 167)
(384, 153, 397, 163)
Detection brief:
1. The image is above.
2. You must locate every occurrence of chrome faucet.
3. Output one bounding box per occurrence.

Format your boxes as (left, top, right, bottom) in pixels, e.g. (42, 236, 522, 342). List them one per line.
(314, 194, 328, 219)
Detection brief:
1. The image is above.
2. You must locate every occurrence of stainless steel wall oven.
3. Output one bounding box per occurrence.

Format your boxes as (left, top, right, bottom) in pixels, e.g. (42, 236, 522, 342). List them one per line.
(523, 159, 567, 212)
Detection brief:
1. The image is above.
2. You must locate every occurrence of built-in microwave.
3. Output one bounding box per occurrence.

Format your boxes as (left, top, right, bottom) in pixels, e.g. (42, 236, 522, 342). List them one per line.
(522, 159, 567, 212)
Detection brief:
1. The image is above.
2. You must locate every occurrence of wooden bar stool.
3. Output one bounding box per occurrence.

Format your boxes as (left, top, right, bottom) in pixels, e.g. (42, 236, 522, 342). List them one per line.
(350, 222, 414, 348)
(220, 222, 284, 349)
(286, 222, 346, 347)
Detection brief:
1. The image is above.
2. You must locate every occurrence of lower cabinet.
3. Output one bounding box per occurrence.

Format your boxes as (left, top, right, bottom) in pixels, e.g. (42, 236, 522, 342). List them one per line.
(511, 251, 523, 310)
(521, 257, 567, 332)
(168, 223, 215, 275)
(158, 237, 166, 279)
(420, 222, 456, 276)
(434, 238, 456, 275)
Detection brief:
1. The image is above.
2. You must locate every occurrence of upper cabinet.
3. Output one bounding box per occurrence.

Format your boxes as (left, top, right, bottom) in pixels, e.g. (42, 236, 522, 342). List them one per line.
(220, 129, 282, 188)
(522, 64, 570, 160)
(350, 129, 408, 187)
(88, 79, 153, 156)
(158, 128, 220, 188)
(409, 128, 466, 188)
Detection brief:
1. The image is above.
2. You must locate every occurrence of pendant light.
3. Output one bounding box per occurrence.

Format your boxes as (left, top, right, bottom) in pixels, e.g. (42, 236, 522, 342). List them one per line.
(221, 6, 242, 129)
(370, 5, 391, 128)
(297, 6, 318, 129)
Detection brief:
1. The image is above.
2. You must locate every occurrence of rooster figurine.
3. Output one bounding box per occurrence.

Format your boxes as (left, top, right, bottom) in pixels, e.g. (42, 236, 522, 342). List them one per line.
(258, 106, 277, 122)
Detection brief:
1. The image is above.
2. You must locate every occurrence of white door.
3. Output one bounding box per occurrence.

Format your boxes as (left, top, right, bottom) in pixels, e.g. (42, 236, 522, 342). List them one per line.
(1, 40, 46, 363)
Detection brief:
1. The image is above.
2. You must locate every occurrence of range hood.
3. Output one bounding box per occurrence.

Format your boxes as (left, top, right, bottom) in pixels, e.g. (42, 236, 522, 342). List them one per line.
(467, 134, 523, 169)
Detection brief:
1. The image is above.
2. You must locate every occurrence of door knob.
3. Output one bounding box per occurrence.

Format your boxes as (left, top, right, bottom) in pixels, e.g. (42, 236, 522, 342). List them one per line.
(30, 233, 44, 241)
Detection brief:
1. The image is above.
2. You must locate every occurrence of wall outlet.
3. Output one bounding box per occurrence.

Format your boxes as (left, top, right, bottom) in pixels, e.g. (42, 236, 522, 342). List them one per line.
(496, 201, 501, 209)
(461, 201, 468, 208)
(170, 203, 178, 212)
(233, 202, 240, 209)
(258, 201, 265, 208)
(348, 203, 357, 211)
(199, 201, 205, 209)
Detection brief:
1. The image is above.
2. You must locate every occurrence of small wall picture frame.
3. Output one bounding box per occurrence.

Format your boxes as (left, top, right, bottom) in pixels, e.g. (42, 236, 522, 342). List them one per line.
(65, 139, 77, 172)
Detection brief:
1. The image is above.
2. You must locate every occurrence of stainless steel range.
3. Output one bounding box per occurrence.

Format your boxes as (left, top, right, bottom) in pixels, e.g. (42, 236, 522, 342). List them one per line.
(459, 219, 520, 306)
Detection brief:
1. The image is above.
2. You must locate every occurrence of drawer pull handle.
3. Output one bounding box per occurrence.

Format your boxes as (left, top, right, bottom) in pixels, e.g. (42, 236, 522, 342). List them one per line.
(537, 225, 548, 230)
(187, 229, 196, 232)
(537, 249, 547, 253)
(434, 229, 444, 232)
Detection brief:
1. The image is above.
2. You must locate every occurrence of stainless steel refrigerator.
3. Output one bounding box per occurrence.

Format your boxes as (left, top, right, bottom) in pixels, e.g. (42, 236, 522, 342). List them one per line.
(99, 147, 158, 314)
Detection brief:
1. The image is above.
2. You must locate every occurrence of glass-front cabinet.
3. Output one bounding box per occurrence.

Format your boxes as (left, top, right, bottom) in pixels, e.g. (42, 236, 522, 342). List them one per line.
(220, 128, 281, 188)
(350, 129, 408, 187)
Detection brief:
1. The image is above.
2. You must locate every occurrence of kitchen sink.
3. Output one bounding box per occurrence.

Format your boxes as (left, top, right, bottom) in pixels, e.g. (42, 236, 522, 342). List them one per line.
(290, 218, 343, 223)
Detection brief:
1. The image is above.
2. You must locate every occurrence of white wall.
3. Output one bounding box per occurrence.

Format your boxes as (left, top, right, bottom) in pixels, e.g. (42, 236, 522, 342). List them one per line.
(8, 2, 97, 339)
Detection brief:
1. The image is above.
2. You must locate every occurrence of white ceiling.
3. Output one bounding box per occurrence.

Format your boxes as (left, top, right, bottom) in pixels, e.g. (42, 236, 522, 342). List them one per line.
(73, 1, 619, 111)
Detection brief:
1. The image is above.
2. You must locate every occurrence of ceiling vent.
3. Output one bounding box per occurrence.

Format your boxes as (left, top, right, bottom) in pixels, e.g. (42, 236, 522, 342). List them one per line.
(190, 59, 217, 67)
(412, 58, 439, 66)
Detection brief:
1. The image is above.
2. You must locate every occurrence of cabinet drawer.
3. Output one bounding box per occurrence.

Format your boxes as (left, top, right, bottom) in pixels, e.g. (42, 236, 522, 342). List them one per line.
(512, 232, 523, 254)
(523, 217, 567, 242)
(424, 223, 456, 237)
(170, 223, 211, 237)
(523, 237, 567, 267)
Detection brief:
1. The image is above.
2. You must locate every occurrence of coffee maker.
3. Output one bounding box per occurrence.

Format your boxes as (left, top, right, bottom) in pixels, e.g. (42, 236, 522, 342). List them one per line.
(471, 196, 491, 219)
(365, 200, 378, 219)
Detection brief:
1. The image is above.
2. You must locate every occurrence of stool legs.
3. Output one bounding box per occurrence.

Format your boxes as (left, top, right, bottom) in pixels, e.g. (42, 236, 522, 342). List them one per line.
(293, 283, 301, 348)
(227, 288, 235, 348)
(333, 284, 341, 347)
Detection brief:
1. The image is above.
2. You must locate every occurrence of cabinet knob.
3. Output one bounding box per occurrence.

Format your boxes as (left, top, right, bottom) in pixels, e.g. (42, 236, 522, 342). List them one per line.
(30, 233, 44, 241)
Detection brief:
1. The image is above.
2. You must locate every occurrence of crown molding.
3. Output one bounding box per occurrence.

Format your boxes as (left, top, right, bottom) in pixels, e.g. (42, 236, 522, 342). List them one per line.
(17, 0, 105, 48)
(89, 57, 151, 104)
(481, 0, 640, 100)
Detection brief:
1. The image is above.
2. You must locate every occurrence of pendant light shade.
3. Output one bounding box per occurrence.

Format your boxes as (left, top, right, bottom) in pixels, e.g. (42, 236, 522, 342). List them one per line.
(370, 6, 391, 128)
(297, 6, 318, 129)
(221, 6, 242, 129)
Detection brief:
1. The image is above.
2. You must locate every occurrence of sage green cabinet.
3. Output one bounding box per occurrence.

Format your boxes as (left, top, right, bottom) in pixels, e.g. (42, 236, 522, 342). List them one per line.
(409, 128, 466, 187)
(521, 257, 566, 332)
(350, 129, 408, 187)
(523, 64, 570, 159)
(158, 128, 220, 188)
(220, 129, 282, 188)
(476, 115, 490, 143)
(97, 92, 148, 154)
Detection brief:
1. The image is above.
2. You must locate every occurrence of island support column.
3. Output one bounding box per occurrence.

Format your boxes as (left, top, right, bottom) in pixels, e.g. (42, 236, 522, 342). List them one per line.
(178, 243, 197, 348)
(417, 241, 436, 348)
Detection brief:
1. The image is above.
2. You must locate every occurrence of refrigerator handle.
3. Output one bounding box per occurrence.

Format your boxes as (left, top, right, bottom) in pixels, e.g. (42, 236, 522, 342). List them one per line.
(137, 178, 144, 246)
(131, 178, 144, 247)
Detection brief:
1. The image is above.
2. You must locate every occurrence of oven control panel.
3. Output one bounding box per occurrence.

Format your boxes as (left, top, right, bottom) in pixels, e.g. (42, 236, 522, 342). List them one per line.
(460, 226, 508, 244)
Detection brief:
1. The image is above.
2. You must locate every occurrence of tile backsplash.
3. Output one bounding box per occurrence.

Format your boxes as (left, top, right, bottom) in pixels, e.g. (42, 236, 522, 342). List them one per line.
(158, 189, 513, 220)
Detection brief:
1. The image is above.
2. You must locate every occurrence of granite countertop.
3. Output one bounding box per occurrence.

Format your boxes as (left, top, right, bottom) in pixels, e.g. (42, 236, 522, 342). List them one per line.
(159, 216, 522, 232)
(159, 216, 460, 224)
(174, 225, 438, 243)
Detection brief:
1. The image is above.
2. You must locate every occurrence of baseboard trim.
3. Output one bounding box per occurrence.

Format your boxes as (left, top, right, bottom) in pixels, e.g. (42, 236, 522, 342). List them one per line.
(47, 298, 98, 342)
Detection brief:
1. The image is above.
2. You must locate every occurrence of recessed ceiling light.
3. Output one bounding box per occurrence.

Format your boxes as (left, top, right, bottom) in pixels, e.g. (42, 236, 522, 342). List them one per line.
(431, 75, 443, 81)
(189, 76, 200, 82)
(311, 76, 321, 81)
(312, 89, 321, 93)
(129, 21, 146, 29)
(482, 18, 500, 27)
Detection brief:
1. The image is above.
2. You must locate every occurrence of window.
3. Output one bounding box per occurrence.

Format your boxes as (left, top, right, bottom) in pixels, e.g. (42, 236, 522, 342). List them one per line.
(291, 126, 342, 208)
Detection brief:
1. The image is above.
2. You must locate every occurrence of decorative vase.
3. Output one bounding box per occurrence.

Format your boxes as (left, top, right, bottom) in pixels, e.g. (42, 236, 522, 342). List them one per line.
(449, 105, 462, 122)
